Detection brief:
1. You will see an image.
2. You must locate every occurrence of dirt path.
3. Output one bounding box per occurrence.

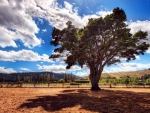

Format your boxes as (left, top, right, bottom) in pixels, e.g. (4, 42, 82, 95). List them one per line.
(0, 88, 150, 113)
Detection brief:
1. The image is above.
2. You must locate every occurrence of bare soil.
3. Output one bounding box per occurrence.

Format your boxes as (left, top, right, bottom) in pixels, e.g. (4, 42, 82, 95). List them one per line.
(0, 88, 150, 113)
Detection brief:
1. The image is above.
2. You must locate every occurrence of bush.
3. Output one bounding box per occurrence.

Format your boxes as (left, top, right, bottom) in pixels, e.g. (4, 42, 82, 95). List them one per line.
(70, 82, 80, 85)
(136, 82, 145, 85)
(146, 83, 150, 85)
(58, 79, 65, 83)
(74, 80, 90, 83)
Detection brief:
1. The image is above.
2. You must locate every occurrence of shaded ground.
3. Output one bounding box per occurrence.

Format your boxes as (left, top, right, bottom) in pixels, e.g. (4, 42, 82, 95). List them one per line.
(0, 88, 150, 113)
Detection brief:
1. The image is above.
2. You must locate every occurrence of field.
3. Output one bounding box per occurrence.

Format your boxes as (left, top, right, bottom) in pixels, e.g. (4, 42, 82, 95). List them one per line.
(0, 88, 150, 113)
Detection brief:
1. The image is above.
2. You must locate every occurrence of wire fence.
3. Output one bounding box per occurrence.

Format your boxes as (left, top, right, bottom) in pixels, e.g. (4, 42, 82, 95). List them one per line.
(0, 83, 150, 88)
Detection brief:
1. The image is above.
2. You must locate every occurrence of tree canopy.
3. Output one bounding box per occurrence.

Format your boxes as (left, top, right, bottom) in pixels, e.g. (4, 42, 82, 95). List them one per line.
(50, 7, 150, 90)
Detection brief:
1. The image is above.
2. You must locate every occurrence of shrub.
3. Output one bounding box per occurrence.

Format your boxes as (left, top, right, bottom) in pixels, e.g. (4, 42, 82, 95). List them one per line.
(74, 80, 90, 83)
(58, 79, 65, 83)
(136, 82, 145, 85)
(70, 82, 80, 85)
(146, 83, 150, 85)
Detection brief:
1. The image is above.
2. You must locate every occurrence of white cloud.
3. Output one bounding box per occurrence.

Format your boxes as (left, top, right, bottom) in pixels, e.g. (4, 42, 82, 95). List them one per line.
(0, 66, 16, 73)
(24, 0, 111, 30)
(37, 64, 66, 73)
(109, 62, 150, 72)
(51, 50, 69, 63)
(64, 1, 73, 13)
(147, 49, 150, 53)
(0, 0, 112, 48)
(37, 18, 44, 24)
(0, 49, 53, 62)
(42, 29, 47, 32)
(36, 64, 88, 75)
(1, 0, 149, 51)
(128, 20, 150, 53)
(102, 68, 112, 73)
(135, 55, 140, 60)
(0, 0, 42, 48)
(74, 71, 90, 77)
(0, 27, 17, 48)
(1, 0, 149, 74)
(0, 0, 113, 48)
(96, 10, 112, 17)
(20, 67, 31, 71)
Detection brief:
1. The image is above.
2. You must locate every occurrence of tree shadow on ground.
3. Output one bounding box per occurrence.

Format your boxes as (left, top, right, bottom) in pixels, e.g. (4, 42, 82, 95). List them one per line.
(17, 89, 150, 112)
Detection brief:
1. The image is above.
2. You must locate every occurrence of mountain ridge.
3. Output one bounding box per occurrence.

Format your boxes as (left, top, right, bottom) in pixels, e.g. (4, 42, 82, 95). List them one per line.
(0, 72, 81, 82)
(83, 70, 150, 79)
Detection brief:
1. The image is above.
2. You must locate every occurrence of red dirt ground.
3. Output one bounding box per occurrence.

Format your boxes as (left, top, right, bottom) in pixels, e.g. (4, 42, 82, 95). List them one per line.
(0, 88, 150, 113)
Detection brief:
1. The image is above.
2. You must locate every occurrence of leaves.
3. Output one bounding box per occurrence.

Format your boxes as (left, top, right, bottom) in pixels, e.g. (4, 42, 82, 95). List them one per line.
(50, 7, 150, 73)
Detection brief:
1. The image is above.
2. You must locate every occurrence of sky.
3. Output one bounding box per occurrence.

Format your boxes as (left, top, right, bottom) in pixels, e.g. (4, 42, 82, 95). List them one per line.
(0, 0, 150, 76)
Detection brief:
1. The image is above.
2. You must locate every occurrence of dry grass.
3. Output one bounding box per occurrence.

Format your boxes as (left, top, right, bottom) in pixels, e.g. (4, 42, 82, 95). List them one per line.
(84, 70, 150, 79)
(102, 70, 150, 78)
(0, 88, 150, 113)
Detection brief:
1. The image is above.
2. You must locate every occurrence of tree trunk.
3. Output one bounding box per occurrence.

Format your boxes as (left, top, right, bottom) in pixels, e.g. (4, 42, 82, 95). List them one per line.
(90, 73, 101, 91)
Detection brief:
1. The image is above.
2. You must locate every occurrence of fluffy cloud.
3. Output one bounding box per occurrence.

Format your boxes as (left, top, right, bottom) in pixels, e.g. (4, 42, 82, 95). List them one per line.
(128, 20, 150, 53)
(1, 0, 149, 49)
(37, 64, 66, 73)
(96, 10, 112, 17)
(0, 0, 112, 48)
(20, 67, 31, 71)
(0, 0, 41, 48)
(74, 71, 90, 77)
(147, 49, 150, 53)
(42, 29, 47, 33)
(0, 67, 16, 73)
(36, 64, 88, 74)
(23, 0, 112, 30)
(1, 0, 150, 74)
(0, 27, 17, 48)
(0, 49, 53, 62)
(110, 62, 150, 72)
(25, 0, 97, 29)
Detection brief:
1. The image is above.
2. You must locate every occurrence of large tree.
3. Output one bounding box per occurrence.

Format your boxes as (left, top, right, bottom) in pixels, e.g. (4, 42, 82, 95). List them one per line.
(50, 7, 150, 90)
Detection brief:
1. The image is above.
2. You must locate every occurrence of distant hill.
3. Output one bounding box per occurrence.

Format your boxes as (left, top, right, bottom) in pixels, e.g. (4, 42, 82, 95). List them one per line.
(0, 72, 81, 82)
(83, 70, 150, 79)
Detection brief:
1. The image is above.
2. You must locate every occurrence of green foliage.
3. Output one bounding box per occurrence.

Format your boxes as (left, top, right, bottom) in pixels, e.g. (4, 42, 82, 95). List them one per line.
(141, 74, 150, 80)
(100, 77, 117, 84)
(58, 79, 65, 83)
(146, 78, 150, 85)
(119, 76, 130, 85)
(100, 76, 140, 85)
(129, 77, 139, 85)
(136, 82, 145, 85)
(64, 73, 68, 82)
(46, 74, 50, 83)
(52, 74, 55, 81)
(50, 7, 150, 90)
(50, 7, 149, 72)
(146, 78, 150, 83)
(69, 73, 74, 82)
(74, 80, 90, 83)
(70, 82, 80, 85)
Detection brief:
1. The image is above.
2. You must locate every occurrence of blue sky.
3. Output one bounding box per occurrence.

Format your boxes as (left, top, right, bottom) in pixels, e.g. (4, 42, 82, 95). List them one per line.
(0, 0, 150, 76)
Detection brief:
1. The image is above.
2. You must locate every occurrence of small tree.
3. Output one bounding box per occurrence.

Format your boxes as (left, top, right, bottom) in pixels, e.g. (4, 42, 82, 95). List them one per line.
(50, 7, 150, 90)
(130, 77, 139, 85)
(58, 79, 65, 83)
(3, 77, 5, 82)
(64, 73, 68, 82)
(70, 73, 74, 82)
(146, 78, 150, 85)
(47, 73, 50, 87)
(52, 74, 55, 82)
(17, 75, 20, 82)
